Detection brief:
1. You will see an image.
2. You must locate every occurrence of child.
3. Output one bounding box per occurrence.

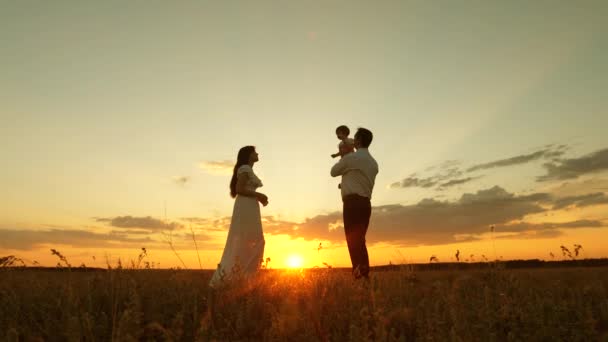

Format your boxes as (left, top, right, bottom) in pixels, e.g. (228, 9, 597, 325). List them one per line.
(331, 125, 355, 189)
(331, 125, 355, 159)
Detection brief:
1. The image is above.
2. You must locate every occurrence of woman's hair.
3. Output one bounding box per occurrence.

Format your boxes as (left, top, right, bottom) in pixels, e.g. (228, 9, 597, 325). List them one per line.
(229, 146, 256, 198)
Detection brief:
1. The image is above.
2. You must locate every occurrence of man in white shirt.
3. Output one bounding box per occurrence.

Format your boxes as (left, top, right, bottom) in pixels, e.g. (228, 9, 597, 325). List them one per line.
(330, 127, 378, 279)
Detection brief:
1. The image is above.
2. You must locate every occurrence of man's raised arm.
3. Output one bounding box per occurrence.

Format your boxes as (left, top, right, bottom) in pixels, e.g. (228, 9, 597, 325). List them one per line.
(330, 155, 351, 177)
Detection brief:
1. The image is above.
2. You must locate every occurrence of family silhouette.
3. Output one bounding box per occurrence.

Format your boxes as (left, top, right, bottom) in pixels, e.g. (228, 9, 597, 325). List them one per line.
(210, 126, 378, 287)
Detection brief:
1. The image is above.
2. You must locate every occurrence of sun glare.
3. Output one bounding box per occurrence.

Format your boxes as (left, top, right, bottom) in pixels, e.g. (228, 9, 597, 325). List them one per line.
(285, 254, 304, 268)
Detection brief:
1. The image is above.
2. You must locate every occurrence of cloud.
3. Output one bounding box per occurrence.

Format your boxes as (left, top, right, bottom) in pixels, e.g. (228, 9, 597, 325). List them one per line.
(88, 186, 606, 250)
(497, 219, 604, 232)
(537, 148, 608, 181)
(466, 147, 567, 173)
(390, 168, 463, 189)
(95, 216, 182, 231)
(425, 160, 461, 172)
(265, 186, 584, 246)
(494, 229, 564, 240)
(438, 176, 481, 189)
(180, 217, 232, 232)
(552, 192, 608, 210)
(173, 176, 190, 186)
(0, 228, 154, 250)
(199, 160, 233, 175)
(391, 145, 570, 190)
(483, 219, 605, 240)
(0, 225, 217, 251)
(548, 178, 608, 198)
(390, 176, 438, 189)
(109, 229, 153, 235)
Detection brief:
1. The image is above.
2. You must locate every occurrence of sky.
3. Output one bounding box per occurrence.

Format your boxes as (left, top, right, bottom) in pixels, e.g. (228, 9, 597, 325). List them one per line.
(1, 1, 607, 269)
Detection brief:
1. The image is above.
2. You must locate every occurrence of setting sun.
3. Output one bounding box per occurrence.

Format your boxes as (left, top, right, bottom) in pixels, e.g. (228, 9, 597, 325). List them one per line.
(285, 255, 304, 269)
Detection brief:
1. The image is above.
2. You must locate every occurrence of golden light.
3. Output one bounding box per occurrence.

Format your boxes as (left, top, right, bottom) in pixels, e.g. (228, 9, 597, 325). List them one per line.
(285, 254, 304, 269)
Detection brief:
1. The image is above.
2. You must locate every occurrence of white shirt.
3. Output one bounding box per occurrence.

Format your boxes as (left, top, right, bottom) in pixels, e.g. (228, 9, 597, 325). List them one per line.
(330, 148, 378, 199)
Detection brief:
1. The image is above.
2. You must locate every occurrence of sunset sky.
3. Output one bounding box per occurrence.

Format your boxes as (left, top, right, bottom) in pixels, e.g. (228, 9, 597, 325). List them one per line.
(1, 1, 607, 269)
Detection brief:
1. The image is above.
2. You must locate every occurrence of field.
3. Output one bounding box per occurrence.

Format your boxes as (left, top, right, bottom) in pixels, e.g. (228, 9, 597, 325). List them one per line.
(1, 264, 608, 341)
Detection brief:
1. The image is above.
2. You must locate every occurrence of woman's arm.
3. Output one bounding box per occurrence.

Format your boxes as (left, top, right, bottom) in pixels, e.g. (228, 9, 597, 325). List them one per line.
(236, 172, 268, 205)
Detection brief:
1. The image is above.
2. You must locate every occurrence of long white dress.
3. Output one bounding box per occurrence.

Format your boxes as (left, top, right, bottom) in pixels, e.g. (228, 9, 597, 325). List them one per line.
(209, 165, 265, 287)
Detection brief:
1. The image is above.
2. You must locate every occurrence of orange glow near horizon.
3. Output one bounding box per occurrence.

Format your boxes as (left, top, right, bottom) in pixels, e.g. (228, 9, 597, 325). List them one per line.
(3, 226, 608, 271)
(285, 254, 304, 269)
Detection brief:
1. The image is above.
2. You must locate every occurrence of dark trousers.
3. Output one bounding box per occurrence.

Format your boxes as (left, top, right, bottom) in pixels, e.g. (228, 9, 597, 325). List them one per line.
(343, 194, 371, 278)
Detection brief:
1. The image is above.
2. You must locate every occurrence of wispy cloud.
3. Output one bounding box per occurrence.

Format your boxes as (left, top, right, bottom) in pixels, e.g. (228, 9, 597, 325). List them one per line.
(95, 216, 182, 231)
(0, 228, 154, 250)
(454, 219, 604, 242)
(0, 224, 216, 251)
(498, 219, 604, 232)
(180, 217, 232, 232)
(549, 178, 608, 198)
(466, 146, 567, 173)
(493, 229, 564, 240)
(390, 168, 463, 189)
(424, 160, 461, 172)
(172, 176, 190, 186)
(390, 175, 439, 189)
(538, 148, 608, 181)
(552, 192, 608, 210)
(109, 229, 152, 235)
(391, 145, 570, 191)
(438, 176, 482, 189)
(199, 160, 234, 175)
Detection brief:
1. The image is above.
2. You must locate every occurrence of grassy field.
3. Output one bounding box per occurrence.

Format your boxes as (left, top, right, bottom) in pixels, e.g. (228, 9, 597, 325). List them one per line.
(1, 264, 607, 341)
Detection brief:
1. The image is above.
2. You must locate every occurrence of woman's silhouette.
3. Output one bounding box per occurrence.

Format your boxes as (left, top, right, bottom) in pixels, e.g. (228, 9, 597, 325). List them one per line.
(209, 146, 268, 287)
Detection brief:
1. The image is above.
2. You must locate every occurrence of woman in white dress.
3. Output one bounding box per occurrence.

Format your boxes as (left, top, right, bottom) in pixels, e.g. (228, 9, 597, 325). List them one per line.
(209, 145, 268, 287)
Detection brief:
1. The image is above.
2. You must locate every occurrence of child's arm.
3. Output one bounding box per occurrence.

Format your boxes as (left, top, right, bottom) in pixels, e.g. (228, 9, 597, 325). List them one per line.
(332, 140, 346, 158)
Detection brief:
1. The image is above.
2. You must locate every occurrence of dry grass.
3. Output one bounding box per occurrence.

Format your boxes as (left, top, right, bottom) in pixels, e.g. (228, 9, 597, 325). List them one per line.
(1, 264, 608, 341)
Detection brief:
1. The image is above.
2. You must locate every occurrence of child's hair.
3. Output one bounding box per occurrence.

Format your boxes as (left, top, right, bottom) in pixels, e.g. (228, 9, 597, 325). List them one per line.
(335, 125, 350, 136)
